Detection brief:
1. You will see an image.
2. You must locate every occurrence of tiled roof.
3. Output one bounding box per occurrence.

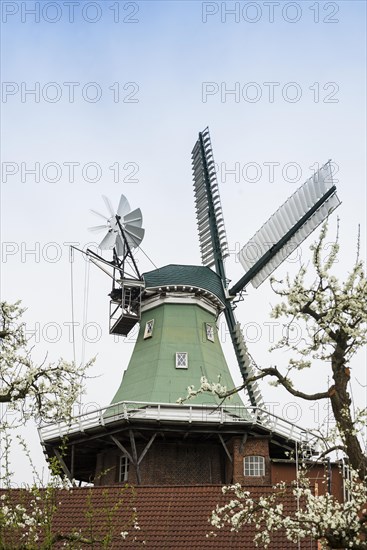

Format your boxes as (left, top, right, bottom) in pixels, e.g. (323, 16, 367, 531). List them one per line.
(1, 485, 317, 549)
(143, 265, 227, 305)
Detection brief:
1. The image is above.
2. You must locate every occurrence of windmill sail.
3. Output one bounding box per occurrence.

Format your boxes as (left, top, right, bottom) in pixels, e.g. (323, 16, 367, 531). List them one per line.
(231, 162, 341, 293)
(192, 127, 229, 272)
(192, 127, 264, 410)
(232, 322, 265, 409)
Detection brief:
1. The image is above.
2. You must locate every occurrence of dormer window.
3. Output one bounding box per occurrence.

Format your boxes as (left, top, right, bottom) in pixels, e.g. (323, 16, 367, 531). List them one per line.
(144, 319, 154, 339)
(176, 352, 188, 369)
(205, 323, 215, 342)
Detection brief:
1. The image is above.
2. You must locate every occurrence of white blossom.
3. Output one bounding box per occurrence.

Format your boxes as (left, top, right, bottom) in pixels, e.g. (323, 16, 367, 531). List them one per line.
(0, 301, 94, 425)
(208, 467, 367, 548)
(177, 376, 228, 404)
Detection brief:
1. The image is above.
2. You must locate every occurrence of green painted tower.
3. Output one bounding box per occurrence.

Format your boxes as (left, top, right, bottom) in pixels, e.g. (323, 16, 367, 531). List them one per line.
(110, 265, 244, 407)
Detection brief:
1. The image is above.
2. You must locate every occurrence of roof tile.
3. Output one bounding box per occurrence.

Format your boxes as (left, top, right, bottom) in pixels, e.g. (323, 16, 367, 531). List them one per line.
(1, 485, 317, 549)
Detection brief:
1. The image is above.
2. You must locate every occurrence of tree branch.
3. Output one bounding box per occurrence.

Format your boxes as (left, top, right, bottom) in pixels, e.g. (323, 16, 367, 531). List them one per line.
(224, 367, 329, 401)
(314, 445, 347, 462)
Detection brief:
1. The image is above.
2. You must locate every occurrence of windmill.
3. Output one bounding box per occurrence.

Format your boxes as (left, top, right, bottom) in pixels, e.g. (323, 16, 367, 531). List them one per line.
(39, 127, 341, 486)
(83, 127, 340, 409)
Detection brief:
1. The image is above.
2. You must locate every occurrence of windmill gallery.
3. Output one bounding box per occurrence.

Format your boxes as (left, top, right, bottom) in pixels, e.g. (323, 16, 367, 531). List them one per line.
(35, 128, 346, 547)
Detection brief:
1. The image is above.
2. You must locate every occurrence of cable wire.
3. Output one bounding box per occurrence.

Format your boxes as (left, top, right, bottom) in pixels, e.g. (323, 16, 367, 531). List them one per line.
(69, 247, 77, 368)
(79, 257, 90, 413)
(136, 244, 158, 270)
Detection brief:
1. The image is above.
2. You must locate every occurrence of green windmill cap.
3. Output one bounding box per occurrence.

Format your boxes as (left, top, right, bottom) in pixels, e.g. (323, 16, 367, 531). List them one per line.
(143, 264, 227, 306)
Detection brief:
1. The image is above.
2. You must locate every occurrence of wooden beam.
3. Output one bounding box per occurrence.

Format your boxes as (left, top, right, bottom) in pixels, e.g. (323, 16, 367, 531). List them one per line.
(218, 434, 232, 463)
(63, 423, 264, 446)
(138, 433, 156, 465)
(53, 448, 74, 484)
(269, 439, 294, 451)
(239, 433, 248, 454)
(110, 435, 134, 463)
(129, 430, 141, 485)
(70, 444, 75, 479)
(111, 431, 155, 472)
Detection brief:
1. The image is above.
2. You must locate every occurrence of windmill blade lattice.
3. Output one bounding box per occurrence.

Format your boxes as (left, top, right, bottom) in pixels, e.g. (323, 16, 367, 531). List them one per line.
(192, 127, 229, 271)
(233, 322, 266, 409)
(230, 161, 341, 294)
(89, 194, 145, 256)
(192, 127, 264, 410)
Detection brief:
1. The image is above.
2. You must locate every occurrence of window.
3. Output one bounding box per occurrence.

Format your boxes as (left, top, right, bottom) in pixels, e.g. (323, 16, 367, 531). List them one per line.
(119, 455, 129, 482)
(205, 323, 215, 342)
(176, 352, 188, 369)
(244, 456, 265, 476)
(144, 319, 154, 339)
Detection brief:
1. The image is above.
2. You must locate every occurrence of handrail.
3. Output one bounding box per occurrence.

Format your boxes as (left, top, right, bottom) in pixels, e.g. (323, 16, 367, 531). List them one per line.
(38, 400, 320, 445)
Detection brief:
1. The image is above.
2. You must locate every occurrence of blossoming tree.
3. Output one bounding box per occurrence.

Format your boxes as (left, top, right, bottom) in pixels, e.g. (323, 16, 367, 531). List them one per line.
(0, 301, 145, 547)
(182, 223, 367, 548)
(266, 222, 366, 481)
(0, 300, 92, 426)
(209, 469, 367, 549)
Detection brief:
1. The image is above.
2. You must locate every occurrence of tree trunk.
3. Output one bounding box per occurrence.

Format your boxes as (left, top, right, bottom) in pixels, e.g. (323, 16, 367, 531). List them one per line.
(329, 337, 367, 481)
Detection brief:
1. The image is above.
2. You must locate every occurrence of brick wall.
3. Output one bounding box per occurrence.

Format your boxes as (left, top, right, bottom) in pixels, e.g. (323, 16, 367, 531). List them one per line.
(95, 441, 225, 486)
(271, 462, 344, 501)
(93, 436, 345, 501)
(94, 452, 118, 486)
(232, 437, 271, 485)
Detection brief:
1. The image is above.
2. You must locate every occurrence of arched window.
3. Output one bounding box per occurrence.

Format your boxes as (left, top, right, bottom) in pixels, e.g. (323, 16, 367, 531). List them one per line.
(244, 455, 265, 476)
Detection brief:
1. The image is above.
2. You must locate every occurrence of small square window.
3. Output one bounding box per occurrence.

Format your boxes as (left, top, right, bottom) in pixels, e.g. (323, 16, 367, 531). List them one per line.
(144, 319, 154, 339)
(206, 323, 215, 342)
(244, 456, 265, 477)
(119, 455, 129, 482)
(176, 352, 188, 369)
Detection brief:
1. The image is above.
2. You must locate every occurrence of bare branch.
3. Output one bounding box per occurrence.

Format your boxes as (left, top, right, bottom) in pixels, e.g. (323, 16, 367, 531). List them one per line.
(314, 444, 348, 462)
(223, 367, 329, 401)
